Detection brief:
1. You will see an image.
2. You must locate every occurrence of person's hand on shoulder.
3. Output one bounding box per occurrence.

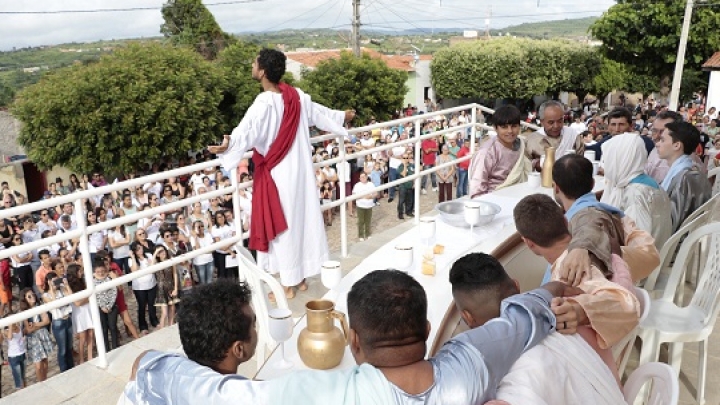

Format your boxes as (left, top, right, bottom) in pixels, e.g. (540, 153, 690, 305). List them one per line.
(557, 249, 590, 286)
(551, 297, 588, 334)
(130, 350, 152, 381)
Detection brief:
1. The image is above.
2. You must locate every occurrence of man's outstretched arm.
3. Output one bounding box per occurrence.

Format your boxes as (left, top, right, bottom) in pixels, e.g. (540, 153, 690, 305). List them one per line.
(126, 351, 268, 405)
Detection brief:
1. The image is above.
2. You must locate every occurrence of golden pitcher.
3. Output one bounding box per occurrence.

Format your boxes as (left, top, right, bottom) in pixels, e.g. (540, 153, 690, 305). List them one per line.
(297, 299, 349, 369)
(541, 146, 555, 188)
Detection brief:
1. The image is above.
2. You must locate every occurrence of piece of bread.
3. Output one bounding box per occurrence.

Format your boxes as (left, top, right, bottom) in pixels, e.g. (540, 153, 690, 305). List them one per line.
(433, 244, 445, 255)
(421, 259, 436, 276)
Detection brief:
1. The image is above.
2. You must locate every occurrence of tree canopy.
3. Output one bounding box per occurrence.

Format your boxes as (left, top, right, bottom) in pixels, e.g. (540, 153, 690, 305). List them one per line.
(298, 51, 408, 123)
(161, 0, 235, 60)
(12, 43, 225, 175)
(591, 0, 720, 88)
(431, 37, 602, 102)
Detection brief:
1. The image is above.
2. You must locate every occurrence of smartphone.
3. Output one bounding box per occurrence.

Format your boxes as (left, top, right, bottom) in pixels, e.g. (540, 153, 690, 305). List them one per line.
(53, 278, 64, 288)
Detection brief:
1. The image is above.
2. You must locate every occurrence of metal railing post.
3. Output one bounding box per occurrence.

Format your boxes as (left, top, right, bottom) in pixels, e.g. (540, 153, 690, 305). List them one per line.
(413, 117, 422, 223)
(230, 168, 244, 279)
(471, 106, 478, 154)
(74, 198, 108, 369)
(338, 137, 348, 258)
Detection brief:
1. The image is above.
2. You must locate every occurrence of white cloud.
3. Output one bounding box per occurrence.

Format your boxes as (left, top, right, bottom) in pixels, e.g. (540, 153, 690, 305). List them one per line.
(0, 0, 615, 51)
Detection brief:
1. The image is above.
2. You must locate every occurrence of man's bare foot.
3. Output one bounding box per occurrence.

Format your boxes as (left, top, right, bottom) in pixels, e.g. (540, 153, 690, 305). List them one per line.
(208, 135, 230, 154)
(297, 280, 308, 291)
(268, 287, 295, 302)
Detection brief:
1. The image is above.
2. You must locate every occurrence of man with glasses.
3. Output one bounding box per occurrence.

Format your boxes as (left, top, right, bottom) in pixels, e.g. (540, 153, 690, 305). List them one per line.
(37, 210, 58, 236)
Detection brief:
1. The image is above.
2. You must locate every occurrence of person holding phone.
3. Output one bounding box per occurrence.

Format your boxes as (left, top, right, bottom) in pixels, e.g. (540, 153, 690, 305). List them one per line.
(5, 314, 26, 390)
(129, 244, 159, 336)
(19, 289, 53, 383)
(42, 273, 75, 372)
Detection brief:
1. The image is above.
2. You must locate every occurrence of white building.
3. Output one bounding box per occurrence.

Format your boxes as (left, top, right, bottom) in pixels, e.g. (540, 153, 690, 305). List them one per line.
(285, 48, 434, 110)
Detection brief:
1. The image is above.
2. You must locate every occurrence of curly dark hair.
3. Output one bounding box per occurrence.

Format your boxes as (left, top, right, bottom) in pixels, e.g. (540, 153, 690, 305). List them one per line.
(256, 48, 286, 84)
(178, 280, 254, 368)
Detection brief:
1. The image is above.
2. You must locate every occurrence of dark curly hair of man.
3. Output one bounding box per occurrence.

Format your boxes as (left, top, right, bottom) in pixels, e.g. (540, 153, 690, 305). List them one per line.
(256, 48, 286, 84)
(178, 280, 254, 368)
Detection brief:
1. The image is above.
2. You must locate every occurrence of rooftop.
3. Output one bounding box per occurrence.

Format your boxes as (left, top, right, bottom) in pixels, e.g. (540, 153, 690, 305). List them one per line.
(286, 47, 432, 72)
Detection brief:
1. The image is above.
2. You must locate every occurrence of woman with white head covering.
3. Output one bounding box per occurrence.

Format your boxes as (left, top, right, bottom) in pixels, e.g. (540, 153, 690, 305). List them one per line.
(600, 133, 672, 248)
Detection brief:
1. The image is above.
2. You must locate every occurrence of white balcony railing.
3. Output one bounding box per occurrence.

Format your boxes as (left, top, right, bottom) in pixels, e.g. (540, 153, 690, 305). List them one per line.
(0, 103, 537, 369)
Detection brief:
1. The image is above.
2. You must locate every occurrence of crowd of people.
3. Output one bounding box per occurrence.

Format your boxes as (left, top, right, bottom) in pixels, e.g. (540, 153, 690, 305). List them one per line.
(310, 108, 480, 240)
(0, 157, 256, 392)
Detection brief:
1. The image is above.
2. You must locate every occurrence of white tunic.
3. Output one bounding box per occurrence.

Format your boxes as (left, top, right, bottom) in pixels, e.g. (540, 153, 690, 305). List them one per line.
(220, 88, 348, 286)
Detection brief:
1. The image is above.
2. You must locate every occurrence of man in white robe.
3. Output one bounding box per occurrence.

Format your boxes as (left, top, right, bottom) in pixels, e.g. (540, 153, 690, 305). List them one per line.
(525, 100, 584, 167)
(209, 49, 354, 298)
(601, 133, 673, 249)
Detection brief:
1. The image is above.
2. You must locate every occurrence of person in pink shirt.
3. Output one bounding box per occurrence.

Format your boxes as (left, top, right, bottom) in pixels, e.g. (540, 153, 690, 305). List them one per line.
(469, 105, 531, 197)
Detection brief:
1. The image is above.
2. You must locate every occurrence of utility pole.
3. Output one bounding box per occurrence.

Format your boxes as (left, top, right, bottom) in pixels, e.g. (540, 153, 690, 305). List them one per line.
(352, 0, 361, 57)
(485, 6, 491, 39)
(669, 0, 694, 111)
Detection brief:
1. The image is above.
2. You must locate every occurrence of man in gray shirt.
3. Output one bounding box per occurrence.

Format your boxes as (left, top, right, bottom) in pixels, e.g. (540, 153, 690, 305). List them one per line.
(125, 271, 574, 405)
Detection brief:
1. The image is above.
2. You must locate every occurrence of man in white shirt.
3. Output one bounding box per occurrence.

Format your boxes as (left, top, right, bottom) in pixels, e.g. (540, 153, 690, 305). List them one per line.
(388, 133, 408, 203)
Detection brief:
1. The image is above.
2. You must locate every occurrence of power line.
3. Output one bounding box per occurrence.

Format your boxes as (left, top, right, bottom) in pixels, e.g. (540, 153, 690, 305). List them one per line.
(259, 0, 337, 32)
(0, 0, 264, 15)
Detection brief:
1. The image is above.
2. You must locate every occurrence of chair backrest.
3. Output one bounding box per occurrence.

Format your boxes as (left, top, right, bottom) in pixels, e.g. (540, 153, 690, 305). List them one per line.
(235, 244, 291, 370)
(623, 362, 679, 405)
(708, 167, 720, 196)
(680, 193, 718, 228)
(643, 211, 709, 292)
(688, 223, 720, 324)
(613, 287, 651, 377)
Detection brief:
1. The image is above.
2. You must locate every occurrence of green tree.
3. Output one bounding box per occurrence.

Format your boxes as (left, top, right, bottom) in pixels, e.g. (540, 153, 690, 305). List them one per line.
(12, 43, 225, 175)
(431, 37, 600, 103)
(216, 41, 262, 128)
(298, 51, 407, 124)
(161, 0, 235, 60)
(589, 57, 630, 103)
(216, 43, 296, 128)
(591, 0, 720, 95)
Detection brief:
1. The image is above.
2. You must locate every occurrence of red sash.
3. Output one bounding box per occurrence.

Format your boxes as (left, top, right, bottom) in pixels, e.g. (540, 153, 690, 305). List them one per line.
(249, 83, 301, 252)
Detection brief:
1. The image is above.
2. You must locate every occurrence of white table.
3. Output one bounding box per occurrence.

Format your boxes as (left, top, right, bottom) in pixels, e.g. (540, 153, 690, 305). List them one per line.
(255, 177, 605, 380)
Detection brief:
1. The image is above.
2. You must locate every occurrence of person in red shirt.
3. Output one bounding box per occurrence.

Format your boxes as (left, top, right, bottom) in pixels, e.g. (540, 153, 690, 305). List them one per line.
(456, 143, 472, 197)
(420, 136, 439, 194)
(97, 250, 140, 339)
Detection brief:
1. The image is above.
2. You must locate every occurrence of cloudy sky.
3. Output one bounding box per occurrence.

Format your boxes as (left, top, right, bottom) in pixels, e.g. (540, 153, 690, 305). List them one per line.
(0, 0, 616, 51)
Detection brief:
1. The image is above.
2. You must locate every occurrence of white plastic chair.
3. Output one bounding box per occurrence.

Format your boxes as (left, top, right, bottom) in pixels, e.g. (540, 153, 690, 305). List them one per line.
(642, 212, 709, 301)
(637, 222, 720, 405)
(613, 286, 651, 378)
(234, 244, 291, 371)
(623, 362, 679, 405)
(708, 167, 720, 196)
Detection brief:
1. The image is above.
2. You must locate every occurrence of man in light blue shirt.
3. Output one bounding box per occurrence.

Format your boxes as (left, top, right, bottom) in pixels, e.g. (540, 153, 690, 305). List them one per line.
(125, 271, 573, 405)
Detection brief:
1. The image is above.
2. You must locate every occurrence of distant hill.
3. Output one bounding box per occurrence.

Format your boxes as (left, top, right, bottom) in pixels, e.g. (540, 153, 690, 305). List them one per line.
(497, 17, 598, 38)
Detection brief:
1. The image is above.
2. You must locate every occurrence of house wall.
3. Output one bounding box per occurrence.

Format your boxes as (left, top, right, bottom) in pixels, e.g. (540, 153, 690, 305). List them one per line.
(0, 162, 28, 197)
(707, 71, 720, 112)
(403, 60, 433, 110)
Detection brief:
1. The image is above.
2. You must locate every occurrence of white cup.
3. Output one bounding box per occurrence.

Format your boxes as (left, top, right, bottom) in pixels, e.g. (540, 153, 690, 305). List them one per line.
(419, 217, 436, 240)
(321, 261, 342, 290)
(394, 244, 414, 270)
(464, 201, 482, 226)
(584, 151, 596, 162)
(592, 162, 599, 177)
(539, 156, 546, 168)
(528, 172, 541, 188)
